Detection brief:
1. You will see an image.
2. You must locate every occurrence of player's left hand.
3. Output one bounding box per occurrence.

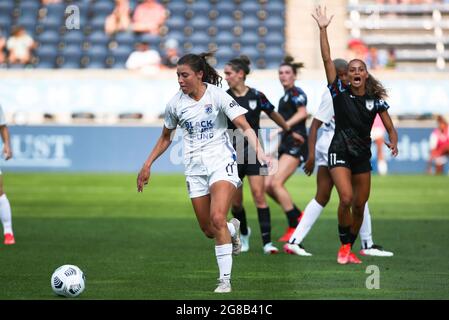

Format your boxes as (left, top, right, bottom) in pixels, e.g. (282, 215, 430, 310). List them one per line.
(385, 141, 398, 157)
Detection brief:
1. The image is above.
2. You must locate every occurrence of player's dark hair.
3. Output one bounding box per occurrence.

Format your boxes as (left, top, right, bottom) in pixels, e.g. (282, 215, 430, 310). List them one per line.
(280, 55, 305, 75)
(226, 55, 251, 80)
(177, 52, 222, 87)
(349, 59, 388, 99)
(333, 59, 348, 72)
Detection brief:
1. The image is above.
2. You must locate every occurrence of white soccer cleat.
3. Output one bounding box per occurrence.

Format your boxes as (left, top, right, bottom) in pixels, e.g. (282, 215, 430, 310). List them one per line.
(229, 218, 242, 255)
(214, 279, 231, 293)
(240, 227, 251, 252)
(360, 244, 393, 257)
(263, 242, 279, 255)
(283, 243, 312, 256)
(377, 160, 388, 176)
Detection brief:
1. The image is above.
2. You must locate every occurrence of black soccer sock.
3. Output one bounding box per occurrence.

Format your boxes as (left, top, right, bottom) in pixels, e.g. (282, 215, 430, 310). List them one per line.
(338, 225, 351, 245)
(349, 232, 358, 248)
(257, 207, 272, 245)
(285, 206, 301, 228)
(231, 207, 248, 235)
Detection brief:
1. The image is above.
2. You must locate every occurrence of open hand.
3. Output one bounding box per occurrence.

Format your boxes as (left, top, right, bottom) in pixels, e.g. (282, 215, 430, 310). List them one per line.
(311, 5, 334, 29)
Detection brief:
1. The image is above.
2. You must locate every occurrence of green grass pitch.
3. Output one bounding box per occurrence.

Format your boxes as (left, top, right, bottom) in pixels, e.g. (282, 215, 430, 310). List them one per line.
(0, 173, 448, 299)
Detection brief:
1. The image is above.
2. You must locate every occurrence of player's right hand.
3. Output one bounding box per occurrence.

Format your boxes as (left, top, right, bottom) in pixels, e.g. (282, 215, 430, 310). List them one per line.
(137, 166, 150, 192)
(303, 157, 315, 176)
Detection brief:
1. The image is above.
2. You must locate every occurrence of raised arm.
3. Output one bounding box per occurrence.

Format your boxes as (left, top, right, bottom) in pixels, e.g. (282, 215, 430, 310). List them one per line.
(312, 6, 336, 84)
(137, 126, 176, 192)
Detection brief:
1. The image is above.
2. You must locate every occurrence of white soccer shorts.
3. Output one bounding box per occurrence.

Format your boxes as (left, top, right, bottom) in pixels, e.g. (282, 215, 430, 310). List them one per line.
(186, 161, 242, 198)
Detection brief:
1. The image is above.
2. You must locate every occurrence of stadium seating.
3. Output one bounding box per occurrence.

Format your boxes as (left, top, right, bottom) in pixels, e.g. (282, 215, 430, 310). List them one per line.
(0, 0, 286, 70)
(346, 1, 449, 70)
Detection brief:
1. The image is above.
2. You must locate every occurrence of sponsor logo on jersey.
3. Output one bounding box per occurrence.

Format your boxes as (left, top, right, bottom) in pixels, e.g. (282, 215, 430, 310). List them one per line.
(366, 100, 375, 111)
(283, 94, 289, 102)
(229, 100, 238, 108)
(249, 100, 257, 110)
(204, 104, 213, 114)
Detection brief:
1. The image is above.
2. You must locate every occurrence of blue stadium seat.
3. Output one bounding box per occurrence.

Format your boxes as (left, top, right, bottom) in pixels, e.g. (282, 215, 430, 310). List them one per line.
(215, 16, 234, 31)
(189, 32, 210, 46)
(264, 32, 284, 46)
(263, 46, 284, 66)
(0, 2, 14, 13)
(43, 3, 66, 19)
(240, 46, 260, 63)
(265, 16, 284, 32)
(167, 2, 186, 17)
(84, 45, 108, 68)
(166, 16, 185, 32)
(216, 31, 235, 46)
(62, 30, 85, 45)
(109, 45, 132, 68)
(265, 2, 285, 16)
(59, 45, 82, 68)
(191, 16, 210, 30)
(87, 31, 110, 46)
(91, 1, 115, 16)
(90, 16, 107, 30)
(240, 32, 259, 46)
(216, 2, 236, 15)
(165, 31, 184, 43)
(36, 45, 57, 68)
(215, 46, 234, 66)
(37, 30, 60, 46)
(189, 2, 211, 17)
(137, 33, 161, 47)
(114, 31, 135, 46)
(19, 2, 40, 12)
(240, 2, 260, 15)
(241, 16, 259, 30)
(40, 15, 63, 30)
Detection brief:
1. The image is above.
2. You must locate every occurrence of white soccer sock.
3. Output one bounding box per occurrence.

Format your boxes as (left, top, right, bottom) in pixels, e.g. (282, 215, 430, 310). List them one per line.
(215, 244, 233, 280)
(360, 203, 374, 249)
(288, 198, 323, 244)
(0, 194, 13, 234)
(227, 222, 236, 238)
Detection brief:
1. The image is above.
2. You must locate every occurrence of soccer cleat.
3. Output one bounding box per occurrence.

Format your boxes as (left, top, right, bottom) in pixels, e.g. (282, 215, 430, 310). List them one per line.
(229, 218, 242, 255)
(337, 244, 351, 264)
(4, 233, 15, 245)
(240, 227, 251, 252)
(283, 243, 312, 256)
(214, 279, 231, 293)
(360, 244, 394, 257)
(263, 242, 279, 255)
(278, 227, 296, 242)
(348, 252, 362, 264)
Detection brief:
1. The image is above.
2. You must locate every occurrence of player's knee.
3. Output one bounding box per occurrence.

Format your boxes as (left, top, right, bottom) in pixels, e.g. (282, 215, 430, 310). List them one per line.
(316, 192, 331, 206)
(253, 193, 266, 207)
(339, 194, 352, 208)
(210, 213, 227, 231)
(270, 178, 283, 190)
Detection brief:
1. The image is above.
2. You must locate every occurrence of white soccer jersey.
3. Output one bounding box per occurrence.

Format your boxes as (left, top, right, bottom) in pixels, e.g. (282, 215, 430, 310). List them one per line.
(164, 83, 247, 175)
(0, 105, 6, 126)
(314, 89, 335, 154)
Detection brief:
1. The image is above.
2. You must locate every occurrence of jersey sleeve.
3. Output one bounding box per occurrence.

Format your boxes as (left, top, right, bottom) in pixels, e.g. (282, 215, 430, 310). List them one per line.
(314, 89, 334, 124)
(291, 88, 307, 108)
(328, 77, 347, 98)
(217, 88, 247, 121)
(0, 105, 6, 126)
(163, 102, 178, 129)
(256, 90, 275, 114)
(375, 99, 390, 113)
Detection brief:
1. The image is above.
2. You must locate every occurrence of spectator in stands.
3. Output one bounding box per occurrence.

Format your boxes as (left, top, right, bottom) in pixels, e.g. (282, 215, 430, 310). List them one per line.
(132, 0, 167, 35)
(427, 115, 449, 175)
(366, 47, 388, 70)
(6, 26, 36, 66)
(126, 41, 161, 74)
(41, 0, 62, 4)
(105, 0, 131, 35)
(161, 39, 180, 69)
(385, 48, 396, 69)
(0, 29, 6, 67)
(346, 39, 368, 62)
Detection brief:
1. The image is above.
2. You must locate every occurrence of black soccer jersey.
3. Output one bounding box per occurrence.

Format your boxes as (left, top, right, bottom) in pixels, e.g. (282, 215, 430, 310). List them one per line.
(328, 77, 389, 159)
(278, 86, 308, 137)
(227, 87, 275, 131)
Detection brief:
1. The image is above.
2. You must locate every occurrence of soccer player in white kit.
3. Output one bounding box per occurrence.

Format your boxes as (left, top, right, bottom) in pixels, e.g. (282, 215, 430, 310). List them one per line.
(137, 53, 271, 293)
(284, 59, 393, 258)
(0, 104, 15, 245)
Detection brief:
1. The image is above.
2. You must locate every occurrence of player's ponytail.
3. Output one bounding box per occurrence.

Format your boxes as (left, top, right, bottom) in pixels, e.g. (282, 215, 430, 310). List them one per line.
(177, 52, 222, 87)
(280, 55, 305, 75)
(226, 55, 251, 79)
(366, 73, 388, 100)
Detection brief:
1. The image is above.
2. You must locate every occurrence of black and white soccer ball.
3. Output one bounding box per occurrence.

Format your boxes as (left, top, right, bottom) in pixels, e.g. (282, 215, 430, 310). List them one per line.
(51, 265, 86, 297)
